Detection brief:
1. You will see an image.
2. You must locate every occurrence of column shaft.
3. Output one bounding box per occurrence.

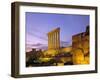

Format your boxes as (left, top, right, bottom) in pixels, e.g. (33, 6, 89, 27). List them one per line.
(55, 32, 57, 49)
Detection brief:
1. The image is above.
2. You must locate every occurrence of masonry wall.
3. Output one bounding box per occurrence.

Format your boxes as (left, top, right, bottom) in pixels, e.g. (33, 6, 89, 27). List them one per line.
(72, 26, 89, 64)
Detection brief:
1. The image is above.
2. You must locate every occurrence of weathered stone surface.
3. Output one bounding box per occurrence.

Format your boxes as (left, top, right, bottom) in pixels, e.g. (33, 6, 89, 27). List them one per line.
(47, 28, 60, 49)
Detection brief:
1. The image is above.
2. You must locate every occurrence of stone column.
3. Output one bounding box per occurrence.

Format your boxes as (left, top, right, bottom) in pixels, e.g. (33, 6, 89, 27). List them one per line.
(54, 32, 56, 49)
(48, 34, 50, 49)
(50, 34, 52, 49)
(57, 31, 58, 49)
(55, 32, 56, 49)
(47, 27, 60, 50)
(58, 31, 60, 49)
(55, 32, 57, 49)
(48, 34, 49, 49)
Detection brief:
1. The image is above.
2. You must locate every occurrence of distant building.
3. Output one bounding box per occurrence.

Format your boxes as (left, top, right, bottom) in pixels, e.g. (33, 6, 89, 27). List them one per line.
(26, 48, 42, 62)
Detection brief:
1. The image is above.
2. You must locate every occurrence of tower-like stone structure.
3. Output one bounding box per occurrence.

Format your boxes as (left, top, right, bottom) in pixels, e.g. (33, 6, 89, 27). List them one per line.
(47, 28, 60, 50)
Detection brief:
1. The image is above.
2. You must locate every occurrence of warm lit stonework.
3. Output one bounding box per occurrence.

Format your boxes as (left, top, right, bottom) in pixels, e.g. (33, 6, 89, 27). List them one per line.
(26, 26, 89, 67)
(47, 28, 60, 50)
(72, 26, 89, 64)
(46, 26, 89, 65)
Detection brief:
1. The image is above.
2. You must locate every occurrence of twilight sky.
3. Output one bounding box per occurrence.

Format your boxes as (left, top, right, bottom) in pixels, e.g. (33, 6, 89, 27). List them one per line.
(26, 12, 89, 51)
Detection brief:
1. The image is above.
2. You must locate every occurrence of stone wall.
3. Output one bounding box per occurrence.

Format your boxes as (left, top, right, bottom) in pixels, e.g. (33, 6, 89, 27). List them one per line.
(72, 26, 89, 65)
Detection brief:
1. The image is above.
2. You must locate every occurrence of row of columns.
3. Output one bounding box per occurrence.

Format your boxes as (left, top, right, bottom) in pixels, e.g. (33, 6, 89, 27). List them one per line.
(48, 28, 60, 49)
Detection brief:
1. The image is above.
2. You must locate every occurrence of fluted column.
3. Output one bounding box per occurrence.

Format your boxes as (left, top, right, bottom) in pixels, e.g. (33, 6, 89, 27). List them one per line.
(53, 32, 56, 49)
(57, 31, 60, 49)
(58, 31, 60, 49)
(50, 34, 52, 49)
(48, 34, 50, 49)
(48, 34, 49, 49)
(47, 27, 60, 50)
(55, 32, 57, 49)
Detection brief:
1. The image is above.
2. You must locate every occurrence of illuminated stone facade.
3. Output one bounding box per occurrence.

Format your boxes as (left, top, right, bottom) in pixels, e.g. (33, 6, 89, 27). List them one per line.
(47, 28, 60, 50)
(46, 26, 89, 65)
(72, 26, 89, 64)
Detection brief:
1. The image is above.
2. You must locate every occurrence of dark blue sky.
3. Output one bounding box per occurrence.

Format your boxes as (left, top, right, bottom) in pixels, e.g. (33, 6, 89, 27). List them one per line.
(26, 12, 89, 50)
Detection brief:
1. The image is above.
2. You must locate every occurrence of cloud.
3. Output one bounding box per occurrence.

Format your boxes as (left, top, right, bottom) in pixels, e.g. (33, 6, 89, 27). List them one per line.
(60, 41, 71, 47)
(31, 43, 43, 47)
(26, 43, 48, 51)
